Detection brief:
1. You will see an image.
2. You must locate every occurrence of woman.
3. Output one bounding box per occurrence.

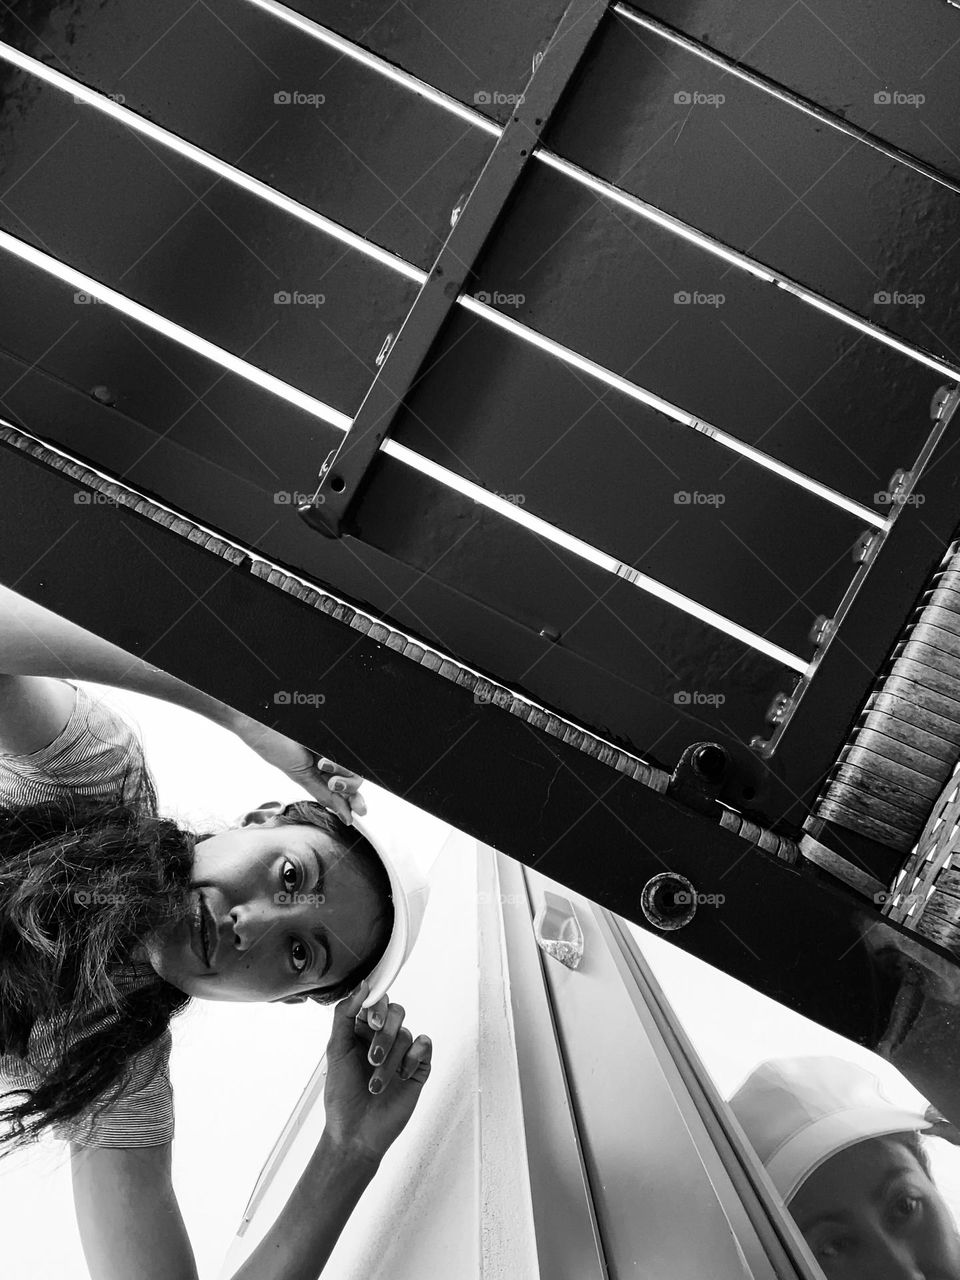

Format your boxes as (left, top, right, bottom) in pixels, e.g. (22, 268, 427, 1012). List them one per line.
(730, 1055, 960, 1279)
(0, 584, 434, 1279)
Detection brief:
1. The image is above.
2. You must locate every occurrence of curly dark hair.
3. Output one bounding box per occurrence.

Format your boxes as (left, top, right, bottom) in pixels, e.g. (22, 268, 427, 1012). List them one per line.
(0, 792, 393, 1153)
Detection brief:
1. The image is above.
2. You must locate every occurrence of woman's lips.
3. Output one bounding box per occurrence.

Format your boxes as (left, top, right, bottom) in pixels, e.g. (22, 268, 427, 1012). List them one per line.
(199, 893, 219, 968)
(188, 893, 207, 967)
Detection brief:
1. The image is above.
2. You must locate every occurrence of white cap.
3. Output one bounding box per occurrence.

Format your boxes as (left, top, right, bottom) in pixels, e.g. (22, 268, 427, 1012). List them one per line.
(729, 1056, 931, 1204)
(341, 808, 430, 1007)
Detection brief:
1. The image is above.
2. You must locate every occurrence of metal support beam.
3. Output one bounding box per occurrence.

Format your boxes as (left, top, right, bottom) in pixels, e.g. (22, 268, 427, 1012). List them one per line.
(297, 0, 609, 537)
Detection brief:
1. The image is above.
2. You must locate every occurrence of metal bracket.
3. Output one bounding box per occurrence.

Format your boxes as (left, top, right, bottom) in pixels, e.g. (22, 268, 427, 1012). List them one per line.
(297, 0, 609, 538)
(666, 741, 732, 815)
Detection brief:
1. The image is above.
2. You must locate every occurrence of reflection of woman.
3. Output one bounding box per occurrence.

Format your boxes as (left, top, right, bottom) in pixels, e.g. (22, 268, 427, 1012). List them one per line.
(730, 1056, 960, 1279)
(0, 586, 433, 1278)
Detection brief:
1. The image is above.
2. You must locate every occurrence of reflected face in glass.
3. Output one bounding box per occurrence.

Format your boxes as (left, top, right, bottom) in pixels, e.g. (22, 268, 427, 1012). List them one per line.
(145, 822, 389, 1001)
(790, 1134, 960, 1280)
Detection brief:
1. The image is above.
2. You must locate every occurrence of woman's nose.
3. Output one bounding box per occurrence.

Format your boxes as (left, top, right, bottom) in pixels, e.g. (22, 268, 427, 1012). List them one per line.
(229, 898, 314, 952)
(228, 904, 275, 954)
(865, 1234, 925, 1280)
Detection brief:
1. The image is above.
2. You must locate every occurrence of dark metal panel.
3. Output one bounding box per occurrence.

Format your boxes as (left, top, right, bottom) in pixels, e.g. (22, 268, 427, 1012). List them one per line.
(350, 454, 795, 748)
(0, 253, 344, 492)
(544, 13, 960, 367)
(773, 399, 960, 829)
(630, 0, 960, 186)
(0, 273, 788, 812)
(0, 436, 910, 1047)
(470, 160, 942, 509)
(391, 310, 866, 658)
(281, 0, 568, 125)
(0, 0, 494, 270)
(0, 74, 417, 413)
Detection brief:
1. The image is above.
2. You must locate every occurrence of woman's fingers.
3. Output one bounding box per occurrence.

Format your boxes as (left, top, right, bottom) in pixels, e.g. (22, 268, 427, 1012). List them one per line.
(367, 1002, 405, 1066)
(362, 993, 390, 1032)
(315, 759, 368, 822)
(398, 1034, 432, 1084)
(369, 1026, 413, 1094)
(328, 979, 370, 1055)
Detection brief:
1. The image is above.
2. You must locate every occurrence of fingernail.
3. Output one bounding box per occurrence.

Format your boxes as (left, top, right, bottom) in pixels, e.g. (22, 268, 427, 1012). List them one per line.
(370, 1047, 383, 1065)
(369, 1012, 383, 1030)
(369, 1077, 383, 1095)
(330, 779, 346, 793)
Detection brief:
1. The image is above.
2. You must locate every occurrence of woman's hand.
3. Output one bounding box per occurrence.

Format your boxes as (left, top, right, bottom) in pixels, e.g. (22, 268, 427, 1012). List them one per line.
(322, 980, 432, 1167)
(231, 717, 367, 824)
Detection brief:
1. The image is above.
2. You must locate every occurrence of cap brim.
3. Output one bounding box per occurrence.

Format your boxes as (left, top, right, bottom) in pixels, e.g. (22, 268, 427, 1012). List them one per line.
(772, 1106, 933, 1203)
(348, 811, 425, 1007)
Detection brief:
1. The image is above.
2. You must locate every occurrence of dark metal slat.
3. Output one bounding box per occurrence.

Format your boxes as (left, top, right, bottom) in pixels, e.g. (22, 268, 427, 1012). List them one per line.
(390, 309, 865, 657)
(0, 0, 494, 271)
(469, 159, 941, 509)
(0, 76, 418, 414)
(629, 0, 960, 186)
(544, 14, 960, 368)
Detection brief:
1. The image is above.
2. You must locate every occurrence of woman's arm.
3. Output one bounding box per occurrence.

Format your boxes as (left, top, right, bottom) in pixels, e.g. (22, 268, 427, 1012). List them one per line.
(71, 1136, 378, 1280)
(71, 1142, 199, 1280)
(0, 585, 365, 821)
(0, 583, 257, 734)
(70, 984, 431, 1280)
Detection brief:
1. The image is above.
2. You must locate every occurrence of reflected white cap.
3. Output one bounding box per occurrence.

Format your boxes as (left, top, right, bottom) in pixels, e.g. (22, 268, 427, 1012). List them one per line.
(729, 1056, 931, 1204)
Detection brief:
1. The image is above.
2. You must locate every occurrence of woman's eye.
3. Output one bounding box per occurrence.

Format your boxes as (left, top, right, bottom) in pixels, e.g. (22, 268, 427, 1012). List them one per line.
(280, 860, 300, 892)
(290, 939, 310, 974)
(815, 1235, 848, 1261)
(893, 1195, 922, 1220)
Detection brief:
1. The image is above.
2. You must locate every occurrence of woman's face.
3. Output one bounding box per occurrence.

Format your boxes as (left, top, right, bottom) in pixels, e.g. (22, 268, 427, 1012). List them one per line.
(790, 1133, 960, 1280)
(145, 812, 388, 1001)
